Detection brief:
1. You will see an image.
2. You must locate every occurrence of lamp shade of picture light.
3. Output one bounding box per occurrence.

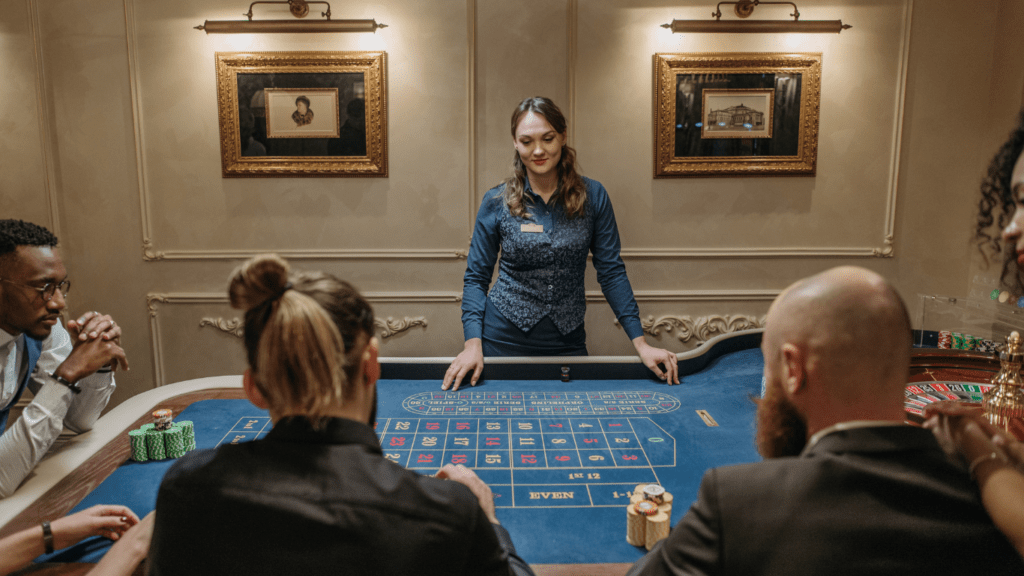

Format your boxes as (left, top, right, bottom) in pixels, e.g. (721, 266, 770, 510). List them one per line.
(195, 19, 386, 33)
(661, 19, 850, 34)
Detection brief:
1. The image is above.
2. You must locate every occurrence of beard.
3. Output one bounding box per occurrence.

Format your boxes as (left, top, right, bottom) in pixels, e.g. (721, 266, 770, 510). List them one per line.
(755, 383, 808, 459)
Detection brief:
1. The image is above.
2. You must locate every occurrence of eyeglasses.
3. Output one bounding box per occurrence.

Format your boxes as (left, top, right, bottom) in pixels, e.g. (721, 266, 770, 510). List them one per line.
(0, 278, 71, 301)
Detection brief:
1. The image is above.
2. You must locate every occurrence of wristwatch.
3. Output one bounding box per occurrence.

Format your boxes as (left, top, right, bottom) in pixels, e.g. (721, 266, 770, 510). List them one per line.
(51, 374, 81, 394)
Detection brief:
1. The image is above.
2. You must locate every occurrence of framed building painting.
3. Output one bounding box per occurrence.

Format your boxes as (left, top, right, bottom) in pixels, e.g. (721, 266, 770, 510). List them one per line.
(654, 52, 821, 177)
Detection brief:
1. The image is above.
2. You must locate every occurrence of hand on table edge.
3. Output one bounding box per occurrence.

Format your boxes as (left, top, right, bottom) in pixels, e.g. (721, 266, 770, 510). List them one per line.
(633, 337, 679, 385)
(443, 339, 484, 391)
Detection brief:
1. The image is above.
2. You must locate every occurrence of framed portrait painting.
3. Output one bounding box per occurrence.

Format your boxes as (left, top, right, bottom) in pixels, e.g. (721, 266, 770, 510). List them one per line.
(215, 51, 387, 177)
(653, 53, 821, 177)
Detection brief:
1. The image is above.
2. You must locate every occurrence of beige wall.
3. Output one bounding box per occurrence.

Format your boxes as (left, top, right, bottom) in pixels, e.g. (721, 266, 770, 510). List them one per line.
(2, 0, 1023, 408)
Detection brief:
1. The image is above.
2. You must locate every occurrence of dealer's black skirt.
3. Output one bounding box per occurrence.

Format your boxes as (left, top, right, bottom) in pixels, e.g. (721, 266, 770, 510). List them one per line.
(481, 297, 588, 357)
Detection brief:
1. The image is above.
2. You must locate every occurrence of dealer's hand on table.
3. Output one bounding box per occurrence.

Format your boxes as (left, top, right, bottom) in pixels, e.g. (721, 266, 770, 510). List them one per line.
(51, 505, 139, 549)
(436, 464, 499, 524)
(443, 338, 484, 391)
(633, 337, 679, 385)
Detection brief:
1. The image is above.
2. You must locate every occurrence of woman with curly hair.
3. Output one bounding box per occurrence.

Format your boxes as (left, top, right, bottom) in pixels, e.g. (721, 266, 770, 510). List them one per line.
(444, 97, 678, 390)
(976, 111, 1024, 293)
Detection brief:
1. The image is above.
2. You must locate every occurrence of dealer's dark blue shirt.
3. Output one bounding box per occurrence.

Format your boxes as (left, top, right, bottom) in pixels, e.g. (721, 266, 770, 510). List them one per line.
(462, 177, 644, 343)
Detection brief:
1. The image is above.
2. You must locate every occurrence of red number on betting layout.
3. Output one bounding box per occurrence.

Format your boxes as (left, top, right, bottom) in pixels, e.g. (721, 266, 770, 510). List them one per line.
(452, 455, 468, 464)
(622, 455, 638, 461)
(456, 423, 470, 430)
(555, 456, 570, 461)
(417, 454, 435, 463)
(609, 423, 622, 427)
(426, 423, 440, 430)
(485, 438, 501, 446)
(583, 439, 597, 444)
(521, 454, 537, 464)
(548, 423, 563, 428)
(389, 438, 406, 447)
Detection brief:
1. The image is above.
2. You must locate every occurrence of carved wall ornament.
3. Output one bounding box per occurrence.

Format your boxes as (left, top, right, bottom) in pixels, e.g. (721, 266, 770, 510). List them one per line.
(194, 314, 428, 340)
(872, 234, 895, 258)
(376, 316, 428, 339)
(621, 314, 767, 343)
(199, 317, 244, 338)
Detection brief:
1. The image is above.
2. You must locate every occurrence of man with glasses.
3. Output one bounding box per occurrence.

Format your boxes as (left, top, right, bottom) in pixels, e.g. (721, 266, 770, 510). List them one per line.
(0, 219, 128, 497)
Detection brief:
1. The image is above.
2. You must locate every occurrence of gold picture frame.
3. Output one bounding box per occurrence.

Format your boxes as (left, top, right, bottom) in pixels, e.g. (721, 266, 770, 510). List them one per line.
(654, 52, 821, 177)
(215, 51, 387, 177)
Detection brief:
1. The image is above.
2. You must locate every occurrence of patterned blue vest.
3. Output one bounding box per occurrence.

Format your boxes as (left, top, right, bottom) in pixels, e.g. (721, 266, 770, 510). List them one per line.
(0, 336, 44, 432)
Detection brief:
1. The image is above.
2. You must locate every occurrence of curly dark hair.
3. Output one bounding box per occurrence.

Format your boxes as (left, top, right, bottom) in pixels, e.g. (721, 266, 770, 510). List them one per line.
(0, 219, 59, 256)
(977, 111, 1024, 293)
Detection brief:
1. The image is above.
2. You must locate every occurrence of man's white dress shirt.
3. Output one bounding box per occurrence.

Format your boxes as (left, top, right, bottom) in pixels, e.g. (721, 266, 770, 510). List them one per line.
(0, 323, 115, 497)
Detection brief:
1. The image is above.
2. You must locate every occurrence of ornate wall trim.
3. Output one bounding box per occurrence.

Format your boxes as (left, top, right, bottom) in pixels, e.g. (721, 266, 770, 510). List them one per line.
(143, 248, 468, 261)
(197, 315, 428, 340)
(467, 0, 478, 240)
(631, 314, 766, 343)
(29, 0, 61, 239)
(147, 291, 459, 386)
(199, 317, 243, 337)
(586, 289, 779, 302)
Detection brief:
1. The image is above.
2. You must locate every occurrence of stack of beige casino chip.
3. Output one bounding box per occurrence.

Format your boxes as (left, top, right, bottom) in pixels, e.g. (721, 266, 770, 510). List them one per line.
(625, 484, 675, 549)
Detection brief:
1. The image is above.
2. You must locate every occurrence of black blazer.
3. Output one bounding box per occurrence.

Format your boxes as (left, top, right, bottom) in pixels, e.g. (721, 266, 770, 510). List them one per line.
(148, 416, 532, 576)
(628, 425, 1024, 576)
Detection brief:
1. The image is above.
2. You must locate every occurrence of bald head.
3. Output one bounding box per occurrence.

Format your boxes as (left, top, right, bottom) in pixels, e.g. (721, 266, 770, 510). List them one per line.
(764, 267, 912, 427)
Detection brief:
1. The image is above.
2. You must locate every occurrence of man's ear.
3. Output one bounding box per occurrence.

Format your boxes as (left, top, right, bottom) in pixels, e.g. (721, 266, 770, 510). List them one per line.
(780, 343, 806, 396)
(362, 337, 380, 387)
(242, 369, 270, 410)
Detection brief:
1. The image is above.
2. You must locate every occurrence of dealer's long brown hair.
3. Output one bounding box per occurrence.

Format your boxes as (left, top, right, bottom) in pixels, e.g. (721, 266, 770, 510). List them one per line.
(501, 97, 587, 219)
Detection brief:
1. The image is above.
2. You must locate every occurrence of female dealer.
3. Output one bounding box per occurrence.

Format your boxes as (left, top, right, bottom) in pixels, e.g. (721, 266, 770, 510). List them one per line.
(444, 97, 678, 390)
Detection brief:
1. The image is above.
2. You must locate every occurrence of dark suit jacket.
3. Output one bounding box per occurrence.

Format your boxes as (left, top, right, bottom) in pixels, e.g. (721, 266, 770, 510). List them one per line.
(148, 416, 533, 576)
(628, 425, 1024, 576)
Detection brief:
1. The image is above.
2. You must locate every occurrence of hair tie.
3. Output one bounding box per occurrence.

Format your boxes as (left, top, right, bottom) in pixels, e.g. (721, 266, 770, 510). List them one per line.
(275, 281, 293, 300)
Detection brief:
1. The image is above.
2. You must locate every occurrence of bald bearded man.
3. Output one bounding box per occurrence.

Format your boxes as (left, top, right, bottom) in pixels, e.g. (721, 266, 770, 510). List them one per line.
(626, 266, 1024, 576)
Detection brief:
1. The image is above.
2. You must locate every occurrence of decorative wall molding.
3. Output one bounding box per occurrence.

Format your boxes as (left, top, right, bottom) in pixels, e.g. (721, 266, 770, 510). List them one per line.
(147, 291, 460, 385)
(29, 0, 61, 239)
(467, 0, 478, 238)
(376, 316, 428, 339)
(619, 314, 767, 343)
(619, 246, 894, 259)
(142, 248, 468, 261)
(196, 315, 428, 340)
(125, 0, 908, 262)
(587, 289, 779, 302)
(199, 317, 243, 338)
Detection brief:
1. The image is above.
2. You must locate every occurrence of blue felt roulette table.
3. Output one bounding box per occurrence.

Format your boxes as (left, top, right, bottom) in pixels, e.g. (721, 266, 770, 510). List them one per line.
(2, 331, 1013, 575)
(18, 330, 1005, 575)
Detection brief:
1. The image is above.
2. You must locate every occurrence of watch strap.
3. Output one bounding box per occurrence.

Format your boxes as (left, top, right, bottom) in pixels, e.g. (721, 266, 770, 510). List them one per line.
(51, 374, 81, 394)
(42, 520, 54, 554)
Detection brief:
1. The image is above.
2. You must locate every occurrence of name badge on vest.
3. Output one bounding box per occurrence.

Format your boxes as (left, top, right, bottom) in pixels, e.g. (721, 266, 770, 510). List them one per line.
(521, 223, 544, 233)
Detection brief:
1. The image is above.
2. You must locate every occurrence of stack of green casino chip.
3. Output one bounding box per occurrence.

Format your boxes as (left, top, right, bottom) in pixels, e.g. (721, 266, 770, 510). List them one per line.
(129, 429, 148, 462)
(965, 334, 979, 351)
(952, 333, 966, 350)
(145, 429, 167, 460)
(175, 421, 196, 452)
(163, 427, 186, 459)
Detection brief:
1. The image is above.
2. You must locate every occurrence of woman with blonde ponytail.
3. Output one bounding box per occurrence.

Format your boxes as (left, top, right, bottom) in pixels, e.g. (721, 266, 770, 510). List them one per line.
(444, 97, 679, 390)
(148, 255, 534, 576)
